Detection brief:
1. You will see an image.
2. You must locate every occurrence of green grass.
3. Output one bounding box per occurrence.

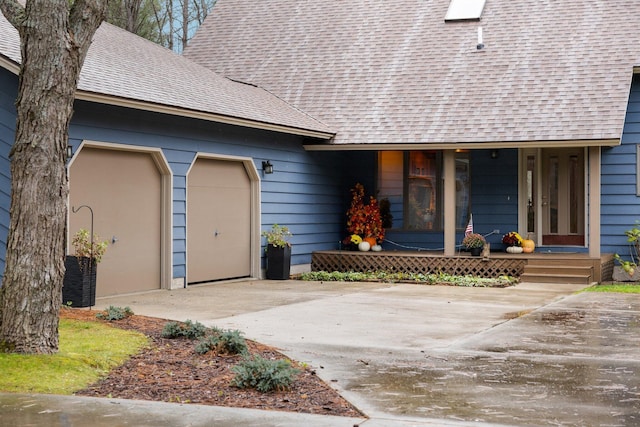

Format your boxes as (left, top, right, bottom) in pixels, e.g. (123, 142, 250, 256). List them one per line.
(0, 318, 148, 394)
(582, 283, 640, 294)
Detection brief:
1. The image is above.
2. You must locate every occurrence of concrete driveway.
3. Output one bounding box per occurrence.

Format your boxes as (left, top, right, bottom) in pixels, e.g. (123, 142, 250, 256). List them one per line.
(88, 280, 640, 426)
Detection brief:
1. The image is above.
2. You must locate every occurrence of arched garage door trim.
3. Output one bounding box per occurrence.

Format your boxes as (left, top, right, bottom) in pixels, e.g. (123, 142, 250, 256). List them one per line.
(186, 153, 261, 283)
(67, 140, 173, 290)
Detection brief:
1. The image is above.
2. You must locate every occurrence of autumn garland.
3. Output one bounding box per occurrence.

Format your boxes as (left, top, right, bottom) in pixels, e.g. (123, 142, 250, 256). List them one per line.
(346, 183, 385, 243)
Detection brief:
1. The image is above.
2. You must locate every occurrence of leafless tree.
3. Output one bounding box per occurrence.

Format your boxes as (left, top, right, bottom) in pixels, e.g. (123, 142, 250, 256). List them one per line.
(107, 0, 163, 45)
(0, 0, 108, 354)
(108, 0, 216, 52)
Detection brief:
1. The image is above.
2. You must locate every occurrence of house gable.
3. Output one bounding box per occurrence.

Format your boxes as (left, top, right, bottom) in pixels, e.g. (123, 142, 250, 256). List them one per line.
(185, 0, 640, 147)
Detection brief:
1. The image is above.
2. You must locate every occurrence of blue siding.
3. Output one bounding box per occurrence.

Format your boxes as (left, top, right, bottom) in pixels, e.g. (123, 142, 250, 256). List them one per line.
(468, 149, 519, 247)
(0, 70, 16, 275)
(68, 101, 345, 277)
(383, 149, 519, 250)
(601, 74, 640, 261)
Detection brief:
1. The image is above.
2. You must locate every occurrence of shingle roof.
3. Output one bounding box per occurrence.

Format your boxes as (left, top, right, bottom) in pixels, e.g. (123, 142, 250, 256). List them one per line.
(0, 14, 333, 138)
(184, 0, 640, 146)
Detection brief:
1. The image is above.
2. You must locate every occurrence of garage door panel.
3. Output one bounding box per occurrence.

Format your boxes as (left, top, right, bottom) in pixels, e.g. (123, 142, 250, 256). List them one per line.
(187, 158, 251, 283)
(70, 147, 162, 297)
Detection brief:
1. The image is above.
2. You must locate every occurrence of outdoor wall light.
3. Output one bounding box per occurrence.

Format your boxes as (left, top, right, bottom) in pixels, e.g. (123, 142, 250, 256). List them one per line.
(66, 144, 73, 161)
(262, 160, 274, 174)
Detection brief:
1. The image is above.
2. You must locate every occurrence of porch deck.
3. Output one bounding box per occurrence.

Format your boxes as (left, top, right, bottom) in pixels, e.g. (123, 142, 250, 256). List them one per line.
(311, 250, 615, 284)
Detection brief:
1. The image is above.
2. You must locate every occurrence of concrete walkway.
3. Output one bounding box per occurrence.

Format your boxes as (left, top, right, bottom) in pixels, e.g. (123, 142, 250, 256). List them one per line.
(3, 280, 639, 426)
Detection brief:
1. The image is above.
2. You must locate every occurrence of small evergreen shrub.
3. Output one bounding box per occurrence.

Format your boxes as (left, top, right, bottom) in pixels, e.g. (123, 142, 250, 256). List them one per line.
(194, 336, 216, 355)
(232, 355, 299, 392)
(161, 321, 183, 338)
(195, 329, 248, 355)
(182, 320, 207, 339)
(96, 306, 133, 321)
(161, 320, 207, 339)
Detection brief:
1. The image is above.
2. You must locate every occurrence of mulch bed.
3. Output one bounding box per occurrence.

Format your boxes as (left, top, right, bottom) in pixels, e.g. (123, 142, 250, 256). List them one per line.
(63, 308, 363, 418)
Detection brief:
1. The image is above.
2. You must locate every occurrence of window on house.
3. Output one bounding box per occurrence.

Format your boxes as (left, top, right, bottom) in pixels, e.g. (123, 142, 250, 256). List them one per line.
(445, 0, 487, 21)
(407, 151, 439, 230)
(377, 151, 470, 231)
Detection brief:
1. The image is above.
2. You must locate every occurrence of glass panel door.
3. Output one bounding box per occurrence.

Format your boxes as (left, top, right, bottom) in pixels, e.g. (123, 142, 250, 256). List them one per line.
(541, 148, 585, 246)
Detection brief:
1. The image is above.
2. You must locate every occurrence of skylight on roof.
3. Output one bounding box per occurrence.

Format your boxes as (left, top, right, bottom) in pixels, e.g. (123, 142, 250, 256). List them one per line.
(445, 0, 487, 21)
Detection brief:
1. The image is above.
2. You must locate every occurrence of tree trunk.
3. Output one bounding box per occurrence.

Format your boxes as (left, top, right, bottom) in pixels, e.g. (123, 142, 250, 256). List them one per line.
(181, 0, 189, 51)
(0, 0, 107, 354)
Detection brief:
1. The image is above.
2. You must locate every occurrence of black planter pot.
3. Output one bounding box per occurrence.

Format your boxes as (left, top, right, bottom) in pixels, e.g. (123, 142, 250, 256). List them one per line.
(266, 245, 291, 280)
(63, 256, 97, 308)
(469, 247, 483, 257)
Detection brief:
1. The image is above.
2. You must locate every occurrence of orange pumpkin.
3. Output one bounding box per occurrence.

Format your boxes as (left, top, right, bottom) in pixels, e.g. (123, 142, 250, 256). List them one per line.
(364, 237, 377, 247)
(522, 239, 535, 253)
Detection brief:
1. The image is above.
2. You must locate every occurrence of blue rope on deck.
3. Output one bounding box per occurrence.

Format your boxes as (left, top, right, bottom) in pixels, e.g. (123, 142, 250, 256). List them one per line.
(382, 230, 501, 252)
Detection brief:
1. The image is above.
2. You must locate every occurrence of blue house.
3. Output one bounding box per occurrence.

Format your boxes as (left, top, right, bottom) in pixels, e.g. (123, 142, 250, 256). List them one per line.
(2, 1, 640, 296)
(182, 0, 640, 281)
(0, 16, 346, 296)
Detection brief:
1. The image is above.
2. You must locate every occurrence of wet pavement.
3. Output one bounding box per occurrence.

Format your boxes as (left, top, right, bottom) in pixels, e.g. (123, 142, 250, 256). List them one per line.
(2, 281, 639, 426)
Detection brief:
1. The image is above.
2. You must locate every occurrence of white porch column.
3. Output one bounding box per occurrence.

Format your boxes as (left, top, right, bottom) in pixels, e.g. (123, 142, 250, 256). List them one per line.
(444, 150, 456, 255)
(588, 146, 601, 258)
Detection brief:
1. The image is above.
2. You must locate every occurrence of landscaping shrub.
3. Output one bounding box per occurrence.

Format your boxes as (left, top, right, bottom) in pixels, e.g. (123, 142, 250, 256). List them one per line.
(231, 355, 299, 392)
(95, 306, 133, 321)
(161, 319, 208, 339)
(195, 329, 248, 355)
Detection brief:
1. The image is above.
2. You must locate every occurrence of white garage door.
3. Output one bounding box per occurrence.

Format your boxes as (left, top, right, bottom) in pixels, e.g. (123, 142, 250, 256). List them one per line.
(187, 158, 251, 283)
(69, 147, 162, 296)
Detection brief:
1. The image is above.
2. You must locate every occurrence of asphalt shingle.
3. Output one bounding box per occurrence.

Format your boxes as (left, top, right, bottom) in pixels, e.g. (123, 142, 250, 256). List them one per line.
(184, 0, 640, 146)
(0, 13, 332, 137)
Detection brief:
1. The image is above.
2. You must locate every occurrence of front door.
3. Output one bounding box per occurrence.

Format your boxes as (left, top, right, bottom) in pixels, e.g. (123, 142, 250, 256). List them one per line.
(522, 148, 586, 247)
(540, 148, 585, 246)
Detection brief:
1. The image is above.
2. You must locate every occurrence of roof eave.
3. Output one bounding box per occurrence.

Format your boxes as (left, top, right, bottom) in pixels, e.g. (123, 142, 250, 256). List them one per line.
(75, 91, 335, 140)
(304, 139, 620, 151)
(0, 55, 19, 74)
(0, 55, 334, 140)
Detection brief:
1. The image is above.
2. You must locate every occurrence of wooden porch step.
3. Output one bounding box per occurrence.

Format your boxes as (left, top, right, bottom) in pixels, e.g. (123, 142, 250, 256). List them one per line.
(524, 258, 596, 268)
(520, 264, 594, 284)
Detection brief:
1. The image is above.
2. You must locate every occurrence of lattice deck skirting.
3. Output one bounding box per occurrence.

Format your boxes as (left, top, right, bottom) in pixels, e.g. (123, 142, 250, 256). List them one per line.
(311, 250, 526, 278)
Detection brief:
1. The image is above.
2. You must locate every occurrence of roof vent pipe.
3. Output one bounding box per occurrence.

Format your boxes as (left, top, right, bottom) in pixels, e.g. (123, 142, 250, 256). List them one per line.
(477, 26, 485, 50)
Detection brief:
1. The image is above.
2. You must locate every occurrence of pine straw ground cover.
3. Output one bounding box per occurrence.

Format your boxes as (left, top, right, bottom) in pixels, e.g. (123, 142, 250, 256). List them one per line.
(62, 308, 362, 418)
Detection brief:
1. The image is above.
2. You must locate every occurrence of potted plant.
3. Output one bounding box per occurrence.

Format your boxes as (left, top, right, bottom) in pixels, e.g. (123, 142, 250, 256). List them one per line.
(462, 233, 486, 256)
(502, 231, 524, 253)
(262, 224, 292, 280)
(63, 229, 108, 307)
(613, 222, 640, 281)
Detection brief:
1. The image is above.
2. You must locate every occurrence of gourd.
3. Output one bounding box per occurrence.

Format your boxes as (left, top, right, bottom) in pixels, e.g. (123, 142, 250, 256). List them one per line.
(522, 239, 535, 253)
(364, 237, 377, 247)
(358, 241, 371, 252)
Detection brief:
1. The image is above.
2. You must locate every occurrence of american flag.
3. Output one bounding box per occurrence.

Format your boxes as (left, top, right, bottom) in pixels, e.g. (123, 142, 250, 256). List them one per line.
(465, 214, 473, 235)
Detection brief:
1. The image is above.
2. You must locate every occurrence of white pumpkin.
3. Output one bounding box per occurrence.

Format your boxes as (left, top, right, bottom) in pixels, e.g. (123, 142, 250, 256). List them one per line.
(358, 241, 371, 252)
(371, 245, 382, 252)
